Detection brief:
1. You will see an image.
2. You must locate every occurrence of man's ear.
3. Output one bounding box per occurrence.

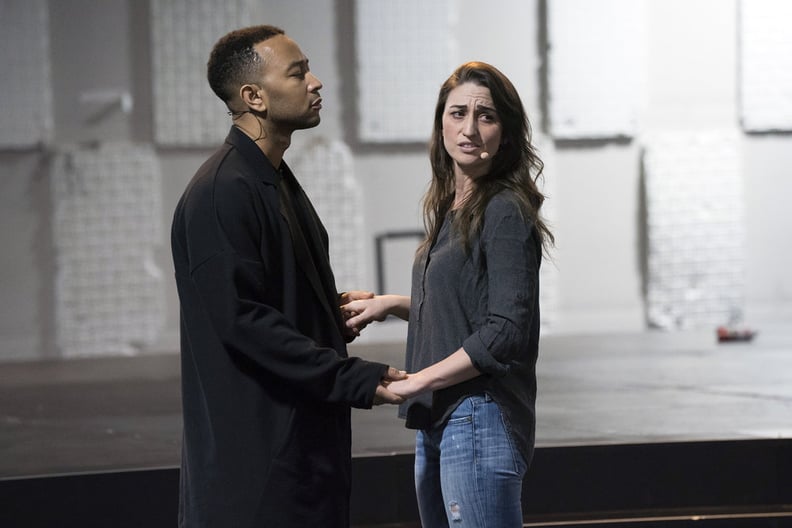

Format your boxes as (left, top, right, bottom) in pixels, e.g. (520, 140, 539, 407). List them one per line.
(239, 84, 267, 113)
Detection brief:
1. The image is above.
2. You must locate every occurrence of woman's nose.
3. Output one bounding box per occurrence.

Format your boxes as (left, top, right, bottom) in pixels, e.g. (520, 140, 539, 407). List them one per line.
(462, 114, 477, 136)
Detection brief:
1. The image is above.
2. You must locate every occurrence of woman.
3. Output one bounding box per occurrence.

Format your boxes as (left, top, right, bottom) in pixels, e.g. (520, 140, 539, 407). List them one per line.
(343, 62, 553, 527)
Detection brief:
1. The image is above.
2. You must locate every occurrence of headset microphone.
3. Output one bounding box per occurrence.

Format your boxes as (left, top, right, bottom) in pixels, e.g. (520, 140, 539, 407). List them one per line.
(480, 151, 490, 160)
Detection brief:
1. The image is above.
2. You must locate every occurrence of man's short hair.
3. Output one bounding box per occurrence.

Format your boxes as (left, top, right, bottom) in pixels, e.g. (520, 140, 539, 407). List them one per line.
(207, 25, 285, 104)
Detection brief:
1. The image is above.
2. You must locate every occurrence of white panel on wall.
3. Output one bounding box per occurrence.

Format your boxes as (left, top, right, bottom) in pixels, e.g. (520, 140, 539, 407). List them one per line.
(535, 134, 560, 333)
(290, 140, 364, 292)
(643, 130, 745, 330)
(0, 0, 52, 148)
(51, 144, 164, 357)
(547, 0, 646, 140)
(739, 0, 792, 132)
(151, 0, 252, 146)
(355, 0, 457, 142)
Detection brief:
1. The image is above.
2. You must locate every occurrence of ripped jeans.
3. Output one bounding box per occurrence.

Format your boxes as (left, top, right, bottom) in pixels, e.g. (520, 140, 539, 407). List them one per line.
(414, 394, 527, 527)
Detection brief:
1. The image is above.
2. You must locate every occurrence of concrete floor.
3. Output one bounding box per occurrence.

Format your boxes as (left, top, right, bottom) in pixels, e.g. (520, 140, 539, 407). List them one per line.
(1, 325, 790, 478)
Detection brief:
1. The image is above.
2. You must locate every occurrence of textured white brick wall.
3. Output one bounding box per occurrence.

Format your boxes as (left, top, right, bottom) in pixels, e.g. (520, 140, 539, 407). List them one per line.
(151, 0, 252, 146)
(290, 140, 364, 292)
(51, 144, 164, 357)
(0, 0, 52, 148)
(739, 0, 792, 132)
(643, 130, 745, 329)
(355, 0, 457, 142)
(547, 0, 647, 139)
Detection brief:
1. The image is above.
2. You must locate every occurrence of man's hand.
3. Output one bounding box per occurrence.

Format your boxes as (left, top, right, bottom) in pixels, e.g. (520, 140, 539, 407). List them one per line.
(338, 290, 374, 306)
(339, 291, 375, 342)
(372, 366, 408, 405)
(383, 366, 407, 383)
(373, 383, 404, 405)
(342, 295, 402, 336)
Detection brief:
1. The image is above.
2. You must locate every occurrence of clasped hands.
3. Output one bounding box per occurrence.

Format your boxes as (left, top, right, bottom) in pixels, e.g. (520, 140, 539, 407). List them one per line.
(339, 291, 416, 406)
(374, 366, 409, 405)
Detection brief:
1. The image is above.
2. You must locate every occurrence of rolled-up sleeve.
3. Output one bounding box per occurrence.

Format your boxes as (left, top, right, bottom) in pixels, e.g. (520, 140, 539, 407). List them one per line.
(462, 198, 539, 376)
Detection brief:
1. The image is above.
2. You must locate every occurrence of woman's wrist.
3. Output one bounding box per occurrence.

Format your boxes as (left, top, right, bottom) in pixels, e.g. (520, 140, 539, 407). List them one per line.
(387, 369, 429, 399)
(377, 294, 410, 321)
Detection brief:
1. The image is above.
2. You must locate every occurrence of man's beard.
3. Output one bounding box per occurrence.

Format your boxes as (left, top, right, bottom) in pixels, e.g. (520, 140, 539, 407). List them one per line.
(276, 112, 321, 132)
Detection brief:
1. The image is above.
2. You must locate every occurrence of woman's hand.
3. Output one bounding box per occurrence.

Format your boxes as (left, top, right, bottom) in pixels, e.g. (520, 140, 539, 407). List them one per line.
(338, 290, 375, 341)
(373, 366, 408, 405)
(341, 294, 411, 334)
(388, 349, 481, 400)
(385, 374, 424, 400)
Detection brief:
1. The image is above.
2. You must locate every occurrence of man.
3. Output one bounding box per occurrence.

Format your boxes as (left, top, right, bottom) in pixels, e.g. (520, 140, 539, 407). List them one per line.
(170, 25, 404, 527)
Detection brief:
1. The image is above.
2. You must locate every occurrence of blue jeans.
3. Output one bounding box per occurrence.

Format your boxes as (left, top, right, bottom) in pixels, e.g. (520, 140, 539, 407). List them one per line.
(414, 394, 527, 527)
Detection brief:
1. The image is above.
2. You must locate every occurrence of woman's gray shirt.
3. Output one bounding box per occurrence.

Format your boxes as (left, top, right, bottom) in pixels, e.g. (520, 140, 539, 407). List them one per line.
(400, 190, 542, 463)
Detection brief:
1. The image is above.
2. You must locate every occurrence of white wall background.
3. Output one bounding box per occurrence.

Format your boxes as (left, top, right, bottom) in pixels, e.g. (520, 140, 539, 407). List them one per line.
(0, 0, 790, 360)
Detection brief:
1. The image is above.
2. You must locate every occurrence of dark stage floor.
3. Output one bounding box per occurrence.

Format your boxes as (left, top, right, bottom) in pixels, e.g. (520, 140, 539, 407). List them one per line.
(1, 325, 791, 526)
(1, 326, 790, 477)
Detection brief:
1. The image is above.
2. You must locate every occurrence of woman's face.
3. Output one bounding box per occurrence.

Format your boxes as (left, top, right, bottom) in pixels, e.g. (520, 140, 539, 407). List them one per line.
(441, 82, 503, 177)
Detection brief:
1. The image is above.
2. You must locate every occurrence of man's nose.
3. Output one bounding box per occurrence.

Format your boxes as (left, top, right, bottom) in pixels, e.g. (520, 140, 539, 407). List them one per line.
(308, 72, 323, 91)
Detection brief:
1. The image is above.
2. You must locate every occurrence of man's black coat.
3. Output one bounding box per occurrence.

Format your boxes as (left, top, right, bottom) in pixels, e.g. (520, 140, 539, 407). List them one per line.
(171, 127, 387, 527)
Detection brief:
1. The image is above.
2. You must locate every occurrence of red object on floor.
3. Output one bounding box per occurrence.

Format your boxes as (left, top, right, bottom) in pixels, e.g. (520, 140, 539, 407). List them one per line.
(717, 325, 757, 343)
